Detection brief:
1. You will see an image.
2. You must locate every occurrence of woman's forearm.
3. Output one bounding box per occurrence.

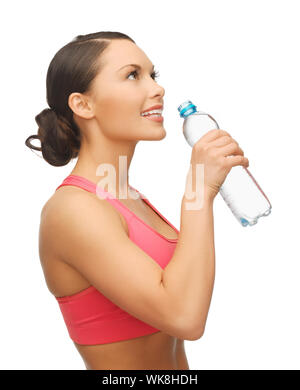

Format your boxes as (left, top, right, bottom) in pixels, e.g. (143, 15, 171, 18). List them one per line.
(161, 194, 216, 338)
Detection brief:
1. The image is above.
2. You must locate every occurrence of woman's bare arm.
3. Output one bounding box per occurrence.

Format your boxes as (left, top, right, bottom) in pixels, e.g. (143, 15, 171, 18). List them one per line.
(161, 194, 215, 339)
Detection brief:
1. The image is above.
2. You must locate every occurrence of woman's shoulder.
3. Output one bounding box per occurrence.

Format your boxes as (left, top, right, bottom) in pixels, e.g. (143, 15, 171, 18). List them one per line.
(40, 185, 129, 240)
(39, 186, 99, 297)
(42, 184, 93, 213)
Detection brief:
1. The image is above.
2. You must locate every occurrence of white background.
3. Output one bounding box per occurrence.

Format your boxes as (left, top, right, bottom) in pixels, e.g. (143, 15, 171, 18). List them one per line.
(1, 0, 299, 370)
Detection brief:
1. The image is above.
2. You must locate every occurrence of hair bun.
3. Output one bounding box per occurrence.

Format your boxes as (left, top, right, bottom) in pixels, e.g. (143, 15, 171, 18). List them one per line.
(25, 107, 79, 167)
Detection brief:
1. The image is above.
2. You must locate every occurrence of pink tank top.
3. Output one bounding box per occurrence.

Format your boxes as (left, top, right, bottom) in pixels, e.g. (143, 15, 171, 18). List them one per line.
(54, 174, 179, 345)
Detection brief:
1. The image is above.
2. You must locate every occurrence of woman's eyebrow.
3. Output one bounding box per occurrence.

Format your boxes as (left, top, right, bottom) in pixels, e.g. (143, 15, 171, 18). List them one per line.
(118, 63, 155, 72)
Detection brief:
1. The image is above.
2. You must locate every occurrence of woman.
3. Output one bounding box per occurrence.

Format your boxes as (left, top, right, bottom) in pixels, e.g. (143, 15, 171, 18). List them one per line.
(25, 31, 248, 370)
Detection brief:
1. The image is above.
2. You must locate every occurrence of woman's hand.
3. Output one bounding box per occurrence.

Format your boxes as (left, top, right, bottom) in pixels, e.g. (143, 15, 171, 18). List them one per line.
(189, 129, 249, 201)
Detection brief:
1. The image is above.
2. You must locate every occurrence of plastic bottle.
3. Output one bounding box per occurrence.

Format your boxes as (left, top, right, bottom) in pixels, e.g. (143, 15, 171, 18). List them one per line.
(177, 100, 272, 227)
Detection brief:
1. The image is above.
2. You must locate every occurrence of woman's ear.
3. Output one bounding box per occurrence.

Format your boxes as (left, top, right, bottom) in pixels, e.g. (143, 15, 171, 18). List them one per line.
(68, 92, 94, 120)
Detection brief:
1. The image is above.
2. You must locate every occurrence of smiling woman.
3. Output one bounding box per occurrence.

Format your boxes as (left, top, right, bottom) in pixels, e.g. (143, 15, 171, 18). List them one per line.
(24, 31, 195, 370)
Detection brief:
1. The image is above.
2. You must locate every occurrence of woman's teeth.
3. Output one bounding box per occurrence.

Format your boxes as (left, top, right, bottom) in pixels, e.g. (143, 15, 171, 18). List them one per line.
(141, 109, 163, 117)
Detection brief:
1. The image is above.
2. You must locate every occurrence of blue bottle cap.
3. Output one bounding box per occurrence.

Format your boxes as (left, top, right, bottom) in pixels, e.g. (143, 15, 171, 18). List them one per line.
(177, 100, 197, 118)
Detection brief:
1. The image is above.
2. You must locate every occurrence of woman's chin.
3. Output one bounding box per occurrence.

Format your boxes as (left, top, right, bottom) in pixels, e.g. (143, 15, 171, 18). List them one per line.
(149, 126, 166, 140)
(158, 128, 167, 139)
(137, 125, 166, 141)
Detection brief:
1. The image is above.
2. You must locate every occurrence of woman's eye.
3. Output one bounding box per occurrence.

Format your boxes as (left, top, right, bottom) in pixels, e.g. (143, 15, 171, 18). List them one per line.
(151, 70, 160, 81)
(127, 70, 138, 80)
(127, 69, 160, 81)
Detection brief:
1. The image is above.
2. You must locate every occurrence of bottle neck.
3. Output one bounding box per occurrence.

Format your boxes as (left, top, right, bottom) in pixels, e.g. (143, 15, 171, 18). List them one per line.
(179, 101, 197, 118)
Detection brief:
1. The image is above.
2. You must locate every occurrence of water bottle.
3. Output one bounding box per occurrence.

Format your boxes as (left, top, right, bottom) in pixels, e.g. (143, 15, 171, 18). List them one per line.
(177, 100, 272, 227)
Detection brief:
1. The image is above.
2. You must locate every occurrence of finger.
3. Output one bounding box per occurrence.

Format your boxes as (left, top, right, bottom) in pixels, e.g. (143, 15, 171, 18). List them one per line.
(208, 135, 232, 148)
(218, 142, 244, 157)
(200, 129, 231, 143)
(224, 155, 249, 168)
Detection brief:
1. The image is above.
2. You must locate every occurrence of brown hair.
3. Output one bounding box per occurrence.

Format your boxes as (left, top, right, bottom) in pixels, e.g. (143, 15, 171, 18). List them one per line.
(25, 31, 135, 167)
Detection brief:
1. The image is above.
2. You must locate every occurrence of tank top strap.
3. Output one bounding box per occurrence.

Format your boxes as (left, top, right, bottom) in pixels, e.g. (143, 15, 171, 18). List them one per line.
(56, 174, 179, 238)
(56, 174, 180, 243)
(55, 174, 135, 221)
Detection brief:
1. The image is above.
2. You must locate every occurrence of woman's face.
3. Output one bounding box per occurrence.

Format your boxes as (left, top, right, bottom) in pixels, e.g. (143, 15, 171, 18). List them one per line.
(84, 39, 166, 141)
